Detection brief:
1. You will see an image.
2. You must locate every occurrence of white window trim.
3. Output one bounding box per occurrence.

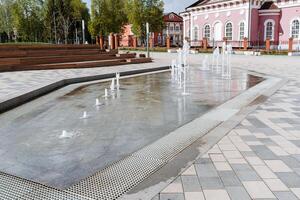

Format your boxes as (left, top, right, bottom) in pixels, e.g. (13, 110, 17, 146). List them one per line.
(212, 20, 223, 41)
(290, 18, 300, 40)
(193, 25, 199, 41)
(238, 21, 246, 41)
(225, 21, 233, 41)
(264, 19, 275, 41)
(203, 24, 211, 40)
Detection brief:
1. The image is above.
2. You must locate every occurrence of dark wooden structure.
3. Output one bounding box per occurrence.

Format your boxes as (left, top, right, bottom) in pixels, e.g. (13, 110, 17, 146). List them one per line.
(0, 45, 151, 72)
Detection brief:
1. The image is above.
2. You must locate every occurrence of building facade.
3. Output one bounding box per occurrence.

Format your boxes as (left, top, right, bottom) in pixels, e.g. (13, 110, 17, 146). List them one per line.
(180, 0, 300, 50)
(119, 12, 183, 47)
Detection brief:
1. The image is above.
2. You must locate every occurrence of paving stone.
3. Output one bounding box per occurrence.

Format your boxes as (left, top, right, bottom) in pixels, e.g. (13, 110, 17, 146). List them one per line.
(290, 188, 300, 199)
(181, 176, 201, 192)
(218, 171, 242, 186)
(265, 160, 293, 172)
(184, 192, 205, 200)
(159, 193, 185, 200)
(264, 179, 289, 191)
(251, 145, 278, 160)
(247, 118, 268, 128)
(203, 189, 231, 200)
(194, 158, 212, 164)
(274, 191, 299, 200)
(226, 186, 251, 200)
(242, 181, 275, 199)
(182, 165, 197, 176)
(198, 177, 224, 189)
(276, 172, 300, 187)
(194, 163, 218, 178)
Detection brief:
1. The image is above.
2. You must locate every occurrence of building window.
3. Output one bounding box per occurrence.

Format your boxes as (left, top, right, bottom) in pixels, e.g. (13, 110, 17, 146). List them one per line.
(265, 20, 274, 40)
(194, 26, 199, 41)
(175, 26, 180, 31)
(225, 22, 233, 40)
(204, 24, 210, 40)
(291, 19, 300, 39)
(239, 22, 245, 40)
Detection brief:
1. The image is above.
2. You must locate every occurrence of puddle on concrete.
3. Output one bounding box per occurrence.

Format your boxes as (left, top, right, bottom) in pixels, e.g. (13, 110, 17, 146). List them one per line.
(0, 67, 263, 189)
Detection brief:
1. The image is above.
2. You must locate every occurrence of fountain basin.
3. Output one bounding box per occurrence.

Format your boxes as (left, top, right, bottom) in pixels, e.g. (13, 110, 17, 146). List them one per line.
(0, 67, 263, 189)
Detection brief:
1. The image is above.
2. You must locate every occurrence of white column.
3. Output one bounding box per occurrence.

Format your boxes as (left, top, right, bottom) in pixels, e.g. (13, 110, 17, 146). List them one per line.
(190, 14, 193, 41)
(183, 19, 186, 40)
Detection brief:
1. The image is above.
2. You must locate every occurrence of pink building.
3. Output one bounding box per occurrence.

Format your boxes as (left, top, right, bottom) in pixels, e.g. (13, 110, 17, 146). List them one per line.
(180, 0, 300, 50)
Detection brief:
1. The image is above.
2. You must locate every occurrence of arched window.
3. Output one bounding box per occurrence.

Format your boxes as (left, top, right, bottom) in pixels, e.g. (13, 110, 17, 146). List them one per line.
(239, 22, 245, 40)
(204, 24, 211, 40)
(291, 19, 300, 39)
(225, 22, 233, 40)
(265, 20, 274, 40)
(194, 26, 199, 41)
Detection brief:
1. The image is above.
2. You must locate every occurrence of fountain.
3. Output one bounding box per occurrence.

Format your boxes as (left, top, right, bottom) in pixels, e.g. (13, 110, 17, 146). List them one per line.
(104, 88, 109, 98)
(212, 46, 220, 73)
(116, 73, 120, 88)
(221, 43, 232, 79)
(182, 40, 190, 66)
(95, 98, 103, 106)
(80, 111, 89, 119)
(201, 55, 210, 71)
(181, 67, 190, 96)
(59, 130, 74, 139)
(110, 78, 115, 91)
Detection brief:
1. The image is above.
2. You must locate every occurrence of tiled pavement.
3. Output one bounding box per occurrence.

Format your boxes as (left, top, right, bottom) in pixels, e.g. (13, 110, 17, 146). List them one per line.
(153, 56, 300, 200)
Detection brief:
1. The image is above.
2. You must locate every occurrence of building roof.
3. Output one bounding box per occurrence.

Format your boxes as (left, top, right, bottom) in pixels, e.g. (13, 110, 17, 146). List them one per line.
(259, 1, 279, 10)
(163, 12, 183, 22)
(186, 0, 207, 9)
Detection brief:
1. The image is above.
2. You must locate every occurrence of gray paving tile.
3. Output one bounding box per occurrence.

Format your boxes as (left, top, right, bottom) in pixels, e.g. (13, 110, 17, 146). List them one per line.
(258, 138, 277, 146)
(276, 172, 300, 187)
(231, 164, 261, 181)
(159, 193, 185, 200)
(251, 145, 278, 160)
(274, 191, 298, 200)
(194, 158, 212, 164)
(226, 186, 251, 200)
(218, 171, 242, 186)
(181, 175, 201, 192)
(280, 156, 300, 169)
(194, 163, 218, 178)
(247, 118, 268, 128)
(198, 176, 224, 189)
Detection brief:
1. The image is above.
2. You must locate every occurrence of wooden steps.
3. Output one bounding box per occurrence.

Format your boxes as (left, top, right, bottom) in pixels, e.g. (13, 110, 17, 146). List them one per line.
(0, 45, 151, 72)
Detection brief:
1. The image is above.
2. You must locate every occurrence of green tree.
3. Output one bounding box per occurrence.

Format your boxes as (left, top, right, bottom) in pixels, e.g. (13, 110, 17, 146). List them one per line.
(89, 0, 127, 38)
(125, 0, 164, 38)
(0, 0, 15, 42)
(44, 0, 90, 44)
(12, 0, 45, 42)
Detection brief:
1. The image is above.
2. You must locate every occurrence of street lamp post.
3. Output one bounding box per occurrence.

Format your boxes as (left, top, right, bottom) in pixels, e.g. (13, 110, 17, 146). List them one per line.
(82, 20, 86, 44)
(146, 22, 150, 58)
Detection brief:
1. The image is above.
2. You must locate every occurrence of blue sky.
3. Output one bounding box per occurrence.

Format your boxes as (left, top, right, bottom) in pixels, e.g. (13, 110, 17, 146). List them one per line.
(82, 0, 196, 13)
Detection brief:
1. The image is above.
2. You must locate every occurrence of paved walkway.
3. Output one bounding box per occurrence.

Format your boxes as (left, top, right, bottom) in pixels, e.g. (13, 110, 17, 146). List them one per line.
(151, 54, 300, 200)
(1, 52, 300, 200)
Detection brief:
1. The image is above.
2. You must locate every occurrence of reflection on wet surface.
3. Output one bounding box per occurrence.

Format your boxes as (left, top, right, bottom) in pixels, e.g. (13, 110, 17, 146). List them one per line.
(0, 67, 263, 189)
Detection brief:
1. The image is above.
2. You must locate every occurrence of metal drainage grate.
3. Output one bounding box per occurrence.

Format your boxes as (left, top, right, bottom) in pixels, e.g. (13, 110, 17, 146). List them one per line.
(67, 156, 165, 200)
(0, 172, 90, 200)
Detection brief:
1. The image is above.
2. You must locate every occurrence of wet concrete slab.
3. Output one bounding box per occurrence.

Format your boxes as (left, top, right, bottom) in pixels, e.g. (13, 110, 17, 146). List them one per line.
(0, 67, 263, 189)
